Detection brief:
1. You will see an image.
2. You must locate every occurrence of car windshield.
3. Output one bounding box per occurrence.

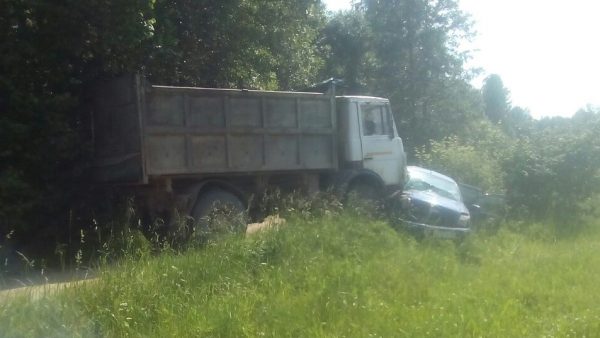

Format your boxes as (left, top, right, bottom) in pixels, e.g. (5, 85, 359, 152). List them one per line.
(405, 168, 462, 201)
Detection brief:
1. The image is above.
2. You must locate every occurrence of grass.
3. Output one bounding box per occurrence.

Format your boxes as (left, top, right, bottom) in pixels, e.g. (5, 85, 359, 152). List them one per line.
(2, 213, 600, 337)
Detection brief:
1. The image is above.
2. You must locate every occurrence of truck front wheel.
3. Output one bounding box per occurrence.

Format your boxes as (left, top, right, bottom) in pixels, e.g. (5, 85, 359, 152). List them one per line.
(191, 188, 247, 236)
(345, 180, 381, 207)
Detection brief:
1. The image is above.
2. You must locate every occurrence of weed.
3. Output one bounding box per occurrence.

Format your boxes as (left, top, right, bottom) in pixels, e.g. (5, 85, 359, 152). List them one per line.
(2, 213, 600, 337)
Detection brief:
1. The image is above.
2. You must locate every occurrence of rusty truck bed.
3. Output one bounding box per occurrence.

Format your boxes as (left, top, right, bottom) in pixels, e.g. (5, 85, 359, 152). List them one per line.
(91, 74, 337, 184)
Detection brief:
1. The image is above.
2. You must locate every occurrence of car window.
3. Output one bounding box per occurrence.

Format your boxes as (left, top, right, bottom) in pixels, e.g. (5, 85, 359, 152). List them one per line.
(361, 104, 386, 136)
(405, 169, 462, 201)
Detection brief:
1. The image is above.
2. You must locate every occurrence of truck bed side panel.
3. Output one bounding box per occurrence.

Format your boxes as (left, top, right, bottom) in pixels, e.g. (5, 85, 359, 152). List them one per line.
(143, 85, 337, 176)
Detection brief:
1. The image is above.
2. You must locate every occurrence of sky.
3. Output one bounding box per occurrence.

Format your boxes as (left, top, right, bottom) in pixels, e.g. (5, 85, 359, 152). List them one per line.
(323, 0, 600, 118)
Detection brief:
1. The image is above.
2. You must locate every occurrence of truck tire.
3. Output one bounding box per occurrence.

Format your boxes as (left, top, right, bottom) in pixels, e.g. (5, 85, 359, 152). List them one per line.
(345, 180, 381, 207)
(191, 188, 247, 236)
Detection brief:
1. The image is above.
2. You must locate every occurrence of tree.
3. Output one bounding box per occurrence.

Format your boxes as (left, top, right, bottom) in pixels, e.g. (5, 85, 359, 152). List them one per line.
(360, 0, 477, 150)
(504, 106, 533, 136)
(482, 74, 510, 124)
(0, 0, 157, 237)
(319, 10, 371, 93)
(147, 0, 325, 90)
(0, 0, 327, 248)
(416, 120, 512, 192)
(503, 109, 600, 222)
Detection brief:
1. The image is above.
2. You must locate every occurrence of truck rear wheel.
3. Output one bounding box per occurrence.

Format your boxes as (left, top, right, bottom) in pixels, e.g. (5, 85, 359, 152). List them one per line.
(191, 188, 247, 236)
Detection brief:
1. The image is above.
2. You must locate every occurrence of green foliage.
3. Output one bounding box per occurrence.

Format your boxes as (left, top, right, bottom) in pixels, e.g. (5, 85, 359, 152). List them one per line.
(503, 110, 600, 221)
(147, 0, 325, 90)
(417, 136, 502, 192)
(256, 189, 344, 220)
(363, 0, 477, 149)
(0, 0, 327, 250)
(482, 74, 510, 124)
(417, 67, 599, 227)
(320, 10, 372, 92)
(2, 0, 599, 265)
(321, 0, 478, 151)
(3, 214, 600, 336)
(0, 0, 156, 240)
(504, 106, 534, 137)
(416, 121, 512, 192)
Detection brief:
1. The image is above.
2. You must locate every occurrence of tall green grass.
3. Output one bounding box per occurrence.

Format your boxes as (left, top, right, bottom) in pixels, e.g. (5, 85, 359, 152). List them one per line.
(2, 214, 600, 337)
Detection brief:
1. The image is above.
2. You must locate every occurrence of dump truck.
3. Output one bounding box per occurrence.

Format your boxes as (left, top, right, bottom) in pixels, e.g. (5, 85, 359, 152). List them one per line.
(90, 74, 407, 231)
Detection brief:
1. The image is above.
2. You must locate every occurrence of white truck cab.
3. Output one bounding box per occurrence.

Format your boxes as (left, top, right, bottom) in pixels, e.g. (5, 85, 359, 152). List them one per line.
(337, 96, 407, 189)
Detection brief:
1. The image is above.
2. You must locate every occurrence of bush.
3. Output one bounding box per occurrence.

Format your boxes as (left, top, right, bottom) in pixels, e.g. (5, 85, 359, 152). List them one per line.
(416, 135, 504, 192)
(503, 115, 600, 222)
(415, 121, 513, 193)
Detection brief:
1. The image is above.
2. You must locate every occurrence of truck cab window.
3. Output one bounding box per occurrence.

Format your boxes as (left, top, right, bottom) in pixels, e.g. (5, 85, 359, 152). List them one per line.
(361, 104, 385, 136)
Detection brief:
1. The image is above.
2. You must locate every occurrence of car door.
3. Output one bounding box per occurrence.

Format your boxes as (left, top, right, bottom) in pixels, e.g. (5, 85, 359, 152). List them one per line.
(358, 101, 405, 185)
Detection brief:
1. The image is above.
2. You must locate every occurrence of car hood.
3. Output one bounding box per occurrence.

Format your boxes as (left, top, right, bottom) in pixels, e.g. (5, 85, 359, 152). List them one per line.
(404, 189, 469, 215)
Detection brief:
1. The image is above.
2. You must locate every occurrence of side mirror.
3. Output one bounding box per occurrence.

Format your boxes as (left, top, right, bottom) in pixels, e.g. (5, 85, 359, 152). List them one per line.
(469, 204, 481, 217)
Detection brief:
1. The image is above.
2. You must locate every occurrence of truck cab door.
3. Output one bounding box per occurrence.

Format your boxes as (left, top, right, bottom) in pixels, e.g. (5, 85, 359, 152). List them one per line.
(358, 102, 406, 186)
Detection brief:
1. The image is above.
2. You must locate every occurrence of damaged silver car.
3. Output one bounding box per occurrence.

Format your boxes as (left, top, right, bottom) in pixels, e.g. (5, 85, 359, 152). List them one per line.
(393, 166, 471, 239)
